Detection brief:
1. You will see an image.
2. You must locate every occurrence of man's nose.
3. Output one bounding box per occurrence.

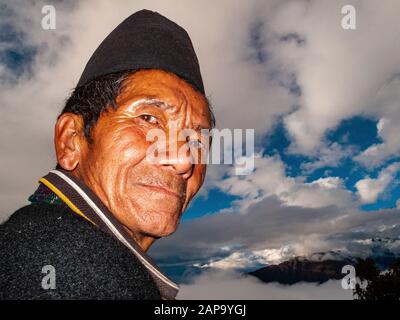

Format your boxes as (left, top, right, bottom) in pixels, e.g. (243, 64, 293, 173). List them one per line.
(159, 141, 194, 178)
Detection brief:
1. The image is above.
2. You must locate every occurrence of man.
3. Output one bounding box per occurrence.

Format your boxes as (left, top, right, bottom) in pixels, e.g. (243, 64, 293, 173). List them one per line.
(0, 9, 214, 300)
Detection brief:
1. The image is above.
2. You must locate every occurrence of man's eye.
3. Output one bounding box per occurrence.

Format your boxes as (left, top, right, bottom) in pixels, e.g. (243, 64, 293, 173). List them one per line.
(188, 139, 204, 150)
(139, 114, 159, 124)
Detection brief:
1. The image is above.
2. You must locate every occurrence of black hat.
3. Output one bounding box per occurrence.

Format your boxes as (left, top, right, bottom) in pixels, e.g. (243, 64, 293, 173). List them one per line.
(76, 9, 205, 95)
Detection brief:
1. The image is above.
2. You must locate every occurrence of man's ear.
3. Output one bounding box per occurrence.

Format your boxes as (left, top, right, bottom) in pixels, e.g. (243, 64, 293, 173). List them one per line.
(54, 113, 85, 171)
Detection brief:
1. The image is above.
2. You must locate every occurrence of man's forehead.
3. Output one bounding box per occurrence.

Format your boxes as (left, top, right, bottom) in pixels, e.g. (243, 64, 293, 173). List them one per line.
(118, 70, 204, 102)
(130, 70, 203, 95)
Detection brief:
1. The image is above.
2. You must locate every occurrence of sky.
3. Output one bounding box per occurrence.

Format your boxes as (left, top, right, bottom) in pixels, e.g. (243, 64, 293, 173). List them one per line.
(1, 0, 400, 299)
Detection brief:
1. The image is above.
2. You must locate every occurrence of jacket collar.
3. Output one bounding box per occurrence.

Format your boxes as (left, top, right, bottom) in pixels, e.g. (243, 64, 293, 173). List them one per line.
(37, 169, 179, 300)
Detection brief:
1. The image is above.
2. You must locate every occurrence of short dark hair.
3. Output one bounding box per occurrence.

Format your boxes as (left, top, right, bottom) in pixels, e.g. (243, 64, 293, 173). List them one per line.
(60, 70, 132, 143)
(60, 70, 215, 143)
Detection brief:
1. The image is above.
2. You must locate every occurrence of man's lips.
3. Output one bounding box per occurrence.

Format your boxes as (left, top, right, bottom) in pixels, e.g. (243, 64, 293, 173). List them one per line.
(135, 182, 184, 199)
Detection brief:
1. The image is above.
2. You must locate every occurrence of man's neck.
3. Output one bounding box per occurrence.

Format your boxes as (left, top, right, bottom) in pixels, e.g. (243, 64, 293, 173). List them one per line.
(122, 226, 157, 252)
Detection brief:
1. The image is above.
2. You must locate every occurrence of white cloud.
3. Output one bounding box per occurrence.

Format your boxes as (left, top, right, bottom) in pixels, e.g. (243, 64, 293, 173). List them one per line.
(178, 270, 353, 300)
(355, 162, 400, 204)
(300, 143, 356, 174)
(217, 154, 355, 210)
(254, 0, 400, 166)
(310, 177, 343, 190)
(199, 246, 294, 270)
(355, 79, 400, 167)
(152, 192, 400, 272)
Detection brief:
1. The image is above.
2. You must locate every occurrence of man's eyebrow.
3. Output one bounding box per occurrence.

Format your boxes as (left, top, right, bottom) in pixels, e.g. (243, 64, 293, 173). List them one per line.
(193, 124, 211, 131)
(128, 98, 175, 110)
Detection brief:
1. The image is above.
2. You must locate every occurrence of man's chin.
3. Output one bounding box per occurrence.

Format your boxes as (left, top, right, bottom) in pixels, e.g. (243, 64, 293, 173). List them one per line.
(151, 221, 180, 238)
(141, 215, 181, 239)
(121, 199, 183, 238)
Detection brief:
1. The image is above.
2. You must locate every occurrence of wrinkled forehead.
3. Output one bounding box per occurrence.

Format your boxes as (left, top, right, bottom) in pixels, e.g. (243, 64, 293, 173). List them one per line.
(116, 70, 212, 127)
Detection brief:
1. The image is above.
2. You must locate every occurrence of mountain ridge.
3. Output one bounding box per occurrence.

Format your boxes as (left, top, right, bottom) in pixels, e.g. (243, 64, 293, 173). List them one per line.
(248, 251, 398, 285)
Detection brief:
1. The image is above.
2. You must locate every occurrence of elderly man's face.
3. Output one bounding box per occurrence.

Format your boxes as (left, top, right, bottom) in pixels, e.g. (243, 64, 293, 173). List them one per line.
(73, 69, 211, 247)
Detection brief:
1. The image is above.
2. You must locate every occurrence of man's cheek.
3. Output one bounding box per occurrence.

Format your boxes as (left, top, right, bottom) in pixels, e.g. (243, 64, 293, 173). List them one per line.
(191, 168, 206, 192)
(182, 185, 197, 210)
(111, 134, 149, 164)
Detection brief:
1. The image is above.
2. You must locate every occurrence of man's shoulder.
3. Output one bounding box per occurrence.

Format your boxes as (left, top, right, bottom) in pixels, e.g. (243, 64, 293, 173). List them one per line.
(1, 203, 115, 252)
(0, 203, 161, 300)
(2, 203, 94, 236)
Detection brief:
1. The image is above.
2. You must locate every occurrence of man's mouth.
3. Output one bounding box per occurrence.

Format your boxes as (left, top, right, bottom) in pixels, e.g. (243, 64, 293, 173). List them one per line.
(135, 182, 185, 199)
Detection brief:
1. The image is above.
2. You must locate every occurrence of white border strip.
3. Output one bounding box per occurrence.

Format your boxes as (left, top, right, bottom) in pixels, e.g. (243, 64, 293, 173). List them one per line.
(50, 170, 179, 290)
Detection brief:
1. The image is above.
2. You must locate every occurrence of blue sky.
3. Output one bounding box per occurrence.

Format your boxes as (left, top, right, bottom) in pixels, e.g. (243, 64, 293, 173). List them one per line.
(183, 188, 239, 220)
(182, 114, 399, 223)
(263, 115, 400, 210)
(0, 20, 37, 80)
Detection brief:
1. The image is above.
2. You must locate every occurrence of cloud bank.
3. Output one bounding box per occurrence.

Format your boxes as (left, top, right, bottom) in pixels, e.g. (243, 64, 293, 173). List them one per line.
(178, 270, 353, 300)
